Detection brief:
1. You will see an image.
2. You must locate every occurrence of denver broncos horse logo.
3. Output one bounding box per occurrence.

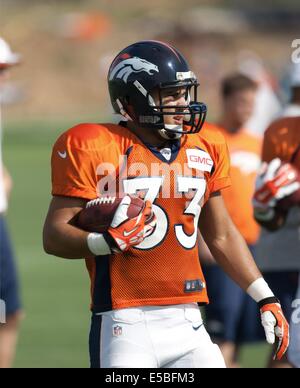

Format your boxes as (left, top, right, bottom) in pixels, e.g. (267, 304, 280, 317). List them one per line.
(109, 57, 159, 83)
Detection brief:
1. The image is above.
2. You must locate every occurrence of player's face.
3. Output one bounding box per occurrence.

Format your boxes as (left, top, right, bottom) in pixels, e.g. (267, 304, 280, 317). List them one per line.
(153, 86, 190, 126)
(127, 86, 192, 146)
(224, 89, 256, 129)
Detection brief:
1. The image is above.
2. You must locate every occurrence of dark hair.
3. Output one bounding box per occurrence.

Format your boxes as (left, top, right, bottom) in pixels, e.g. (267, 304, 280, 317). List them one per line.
(222, 73, 257, 98)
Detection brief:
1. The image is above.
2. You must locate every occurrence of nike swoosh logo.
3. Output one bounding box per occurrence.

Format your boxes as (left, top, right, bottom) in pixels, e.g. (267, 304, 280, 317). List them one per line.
(58, 151, 67, 159)
(192, 324, 203, 331)
(123, 226, 139, 237)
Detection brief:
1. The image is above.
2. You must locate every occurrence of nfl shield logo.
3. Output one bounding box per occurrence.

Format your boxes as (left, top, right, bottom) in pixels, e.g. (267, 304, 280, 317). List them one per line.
(113, 325, 123, 337)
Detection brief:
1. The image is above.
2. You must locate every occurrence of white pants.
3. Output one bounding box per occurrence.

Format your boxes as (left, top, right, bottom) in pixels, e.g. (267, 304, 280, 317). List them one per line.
(289, 274, 300, 368)
(97, 304, 226, 368)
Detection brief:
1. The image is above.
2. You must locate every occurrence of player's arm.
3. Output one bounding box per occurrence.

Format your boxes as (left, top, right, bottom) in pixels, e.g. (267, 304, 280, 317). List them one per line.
(199, 192, 289, 360)
(197, 231, 216, 265)
(200, 192, 261, 290)
(46, 127, 156, 259)
(43, 195, 156, 260)
(43, 196, 93, 259)
(44, 127, 115, 259)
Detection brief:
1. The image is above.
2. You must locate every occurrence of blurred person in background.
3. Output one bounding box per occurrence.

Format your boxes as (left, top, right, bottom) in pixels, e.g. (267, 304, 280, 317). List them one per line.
(200, 74, 264, 368)
(253, 62, 300, 368)
(0, 37, 22, 369)
(238, 51, 282, 138)
(284, 64, 300, 368)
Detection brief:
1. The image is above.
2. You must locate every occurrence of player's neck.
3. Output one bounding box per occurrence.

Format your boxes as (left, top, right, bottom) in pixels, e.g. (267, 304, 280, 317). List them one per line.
(126, 121, 172, 148)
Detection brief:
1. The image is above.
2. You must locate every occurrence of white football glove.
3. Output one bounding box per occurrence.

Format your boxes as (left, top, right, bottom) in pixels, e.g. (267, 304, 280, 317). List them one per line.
(253, 158, 300, 221)
(259, 297, 290, 360)
(108, 195, 157, 252)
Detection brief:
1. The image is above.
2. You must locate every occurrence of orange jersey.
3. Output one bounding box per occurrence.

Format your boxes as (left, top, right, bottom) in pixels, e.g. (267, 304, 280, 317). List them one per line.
(262, 116, 300, 168)
(204, 123, 262, 245)
(51, 123, 231, 313)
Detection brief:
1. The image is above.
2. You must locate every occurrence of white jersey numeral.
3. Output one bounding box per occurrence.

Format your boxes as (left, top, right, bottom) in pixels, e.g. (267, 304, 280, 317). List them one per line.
(123, 176, 206, 250)
(175, 177, 206, 249)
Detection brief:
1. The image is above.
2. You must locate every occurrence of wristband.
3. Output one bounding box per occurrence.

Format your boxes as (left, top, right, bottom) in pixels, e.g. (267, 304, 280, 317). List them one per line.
(258, 296, 280, 309)
(87, 233, 112, 256)
(247, 278, 275, 303)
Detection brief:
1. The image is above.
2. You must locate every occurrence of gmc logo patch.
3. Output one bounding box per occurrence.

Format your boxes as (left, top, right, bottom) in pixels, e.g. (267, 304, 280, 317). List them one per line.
(186, 149, 214, 172)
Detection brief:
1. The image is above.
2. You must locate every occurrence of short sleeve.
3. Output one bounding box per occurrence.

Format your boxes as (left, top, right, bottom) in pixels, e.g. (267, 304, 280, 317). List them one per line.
(206, 138, 231, 196)
(51, 130, 103, 200)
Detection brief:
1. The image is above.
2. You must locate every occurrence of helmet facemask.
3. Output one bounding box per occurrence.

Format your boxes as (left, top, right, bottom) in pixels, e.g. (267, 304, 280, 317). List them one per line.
(119, 79, 207, 140)
(148, 80, 207, 139)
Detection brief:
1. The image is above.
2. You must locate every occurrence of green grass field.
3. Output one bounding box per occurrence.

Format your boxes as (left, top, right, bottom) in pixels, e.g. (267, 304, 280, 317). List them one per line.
(3, 121, 269, 368)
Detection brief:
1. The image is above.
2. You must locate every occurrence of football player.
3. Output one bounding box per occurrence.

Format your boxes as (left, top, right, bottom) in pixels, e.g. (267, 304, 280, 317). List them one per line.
(43, 41, 289, 368)
(200, 74, 264, 368)
(0, 37, 22, 369)
(253, 63, 300, 368)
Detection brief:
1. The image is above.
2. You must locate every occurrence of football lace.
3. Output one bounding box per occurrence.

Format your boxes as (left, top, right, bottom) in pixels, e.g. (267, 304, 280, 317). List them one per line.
(86, 196, 117, 208)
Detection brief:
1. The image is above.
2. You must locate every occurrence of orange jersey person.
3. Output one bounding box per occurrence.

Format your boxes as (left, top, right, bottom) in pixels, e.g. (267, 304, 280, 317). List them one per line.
(255, 70, 300, 370)
(205, 123, 261, 245)
(254, 115, 300, 368)
(52, 122, 231, 312)
(44, 41, 288, 368)
(254, 116, 300, 225)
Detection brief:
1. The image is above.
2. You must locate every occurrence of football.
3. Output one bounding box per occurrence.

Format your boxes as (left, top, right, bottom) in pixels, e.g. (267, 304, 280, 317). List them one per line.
(76, 194, 145, 233)
(276, 160, 300, 211)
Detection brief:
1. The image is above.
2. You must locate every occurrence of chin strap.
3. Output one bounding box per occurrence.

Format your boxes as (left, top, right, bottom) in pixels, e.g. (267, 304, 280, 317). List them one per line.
(158, 129, 182, 140)
(158, 126, 183, 140)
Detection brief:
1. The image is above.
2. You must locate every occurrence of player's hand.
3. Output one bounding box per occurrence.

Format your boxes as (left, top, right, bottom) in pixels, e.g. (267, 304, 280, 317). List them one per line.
(254, 158, 300, 207)
(108, 195, 157, 252)
(259, 297, 290, 360)
(253, 158, 300, 220)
